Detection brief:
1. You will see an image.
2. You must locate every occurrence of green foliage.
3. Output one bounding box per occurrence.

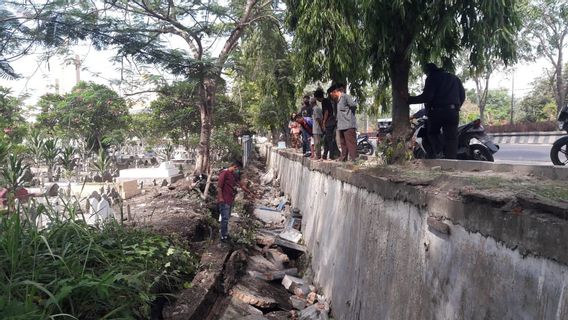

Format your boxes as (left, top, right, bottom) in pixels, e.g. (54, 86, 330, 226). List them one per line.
(287, 0, 522, 134)
(91, 149, 111, 176)
(26, 128, 45, 167)
(518, 69, 568, 122)
(0, 86, 27, 143)
(484, 89, 512, 124)
(36, 82, 130, 153)
(524, 0, 568, 113)
(59, 146, 77, 177)
(1, 154, 29, 193)
(234, 19, 296, 137)
(376, 138, 412, 165)
(42, 138, 60, 182)
(0, 210, 198, 319)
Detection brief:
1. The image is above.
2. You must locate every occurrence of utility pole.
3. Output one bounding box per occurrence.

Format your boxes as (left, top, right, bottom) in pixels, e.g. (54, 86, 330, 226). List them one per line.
(510, 68, 515, 125)
(74, 54, 81, 84)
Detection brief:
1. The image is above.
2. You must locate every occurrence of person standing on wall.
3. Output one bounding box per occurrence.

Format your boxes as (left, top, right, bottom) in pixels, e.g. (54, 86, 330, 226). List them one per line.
(404, 63, 465, 159)
(331, 83, 358, 162)
(299, 94, 312, 156)
(217, 160, 253, 243)
(315, 87, 340, 160)
(311, 96, 324, 160)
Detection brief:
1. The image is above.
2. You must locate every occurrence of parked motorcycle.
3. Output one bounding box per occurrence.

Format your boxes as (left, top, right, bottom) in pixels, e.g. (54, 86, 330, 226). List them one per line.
(550, 106, 568, 165)
(411, 117, 499, 161)
(357, 134, 374, 155)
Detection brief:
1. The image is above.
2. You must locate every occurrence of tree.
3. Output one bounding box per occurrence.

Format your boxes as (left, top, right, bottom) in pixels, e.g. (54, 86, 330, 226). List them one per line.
(37, 82, 130, 152)
(0, 86, 27, 143)
(149, 81, 245, 151)
(525, 0, 568, 113)
(9, 0, 279, 174)
(518, 71, 566, 122)
(233, 17, 296, 141)
(287, 0, 521, 137)
(42, 138, 60, 182)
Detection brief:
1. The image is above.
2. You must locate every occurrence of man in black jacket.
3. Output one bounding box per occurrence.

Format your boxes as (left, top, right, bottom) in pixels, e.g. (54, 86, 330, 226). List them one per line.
(406, 63, 465, 159)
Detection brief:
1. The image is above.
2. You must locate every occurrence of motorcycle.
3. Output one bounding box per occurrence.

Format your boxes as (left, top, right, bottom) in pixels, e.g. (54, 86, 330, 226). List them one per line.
(411, 117, 499, 161)
(550, 106, 568, 165)
(357, 134, 374, 155)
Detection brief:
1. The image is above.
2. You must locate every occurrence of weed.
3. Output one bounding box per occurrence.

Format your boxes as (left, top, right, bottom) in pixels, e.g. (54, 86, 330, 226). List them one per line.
(0, 204, 198, 319)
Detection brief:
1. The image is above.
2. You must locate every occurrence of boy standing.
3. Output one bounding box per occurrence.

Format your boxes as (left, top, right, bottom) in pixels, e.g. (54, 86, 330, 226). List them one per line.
(311, 97, 324, 160)
(217, 160, 253, 242)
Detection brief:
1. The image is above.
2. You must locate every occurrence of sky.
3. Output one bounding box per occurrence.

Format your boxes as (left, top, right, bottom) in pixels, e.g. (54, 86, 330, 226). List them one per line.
(0, 42, 559, 114)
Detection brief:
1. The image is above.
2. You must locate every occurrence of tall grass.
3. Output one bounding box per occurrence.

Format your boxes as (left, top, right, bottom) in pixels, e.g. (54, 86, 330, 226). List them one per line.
(0, 201, 198, 319)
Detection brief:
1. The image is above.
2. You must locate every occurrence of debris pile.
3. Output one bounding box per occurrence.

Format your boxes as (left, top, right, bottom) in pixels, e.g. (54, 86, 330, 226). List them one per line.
(220, 172, 331, 320)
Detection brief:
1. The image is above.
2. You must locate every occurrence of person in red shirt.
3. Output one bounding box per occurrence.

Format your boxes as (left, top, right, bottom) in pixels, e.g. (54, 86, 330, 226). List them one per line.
(217, 160, 253, 242)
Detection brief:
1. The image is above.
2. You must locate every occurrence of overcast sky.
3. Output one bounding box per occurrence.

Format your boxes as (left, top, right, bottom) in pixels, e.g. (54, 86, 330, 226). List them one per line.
(0, 42, 559, 110)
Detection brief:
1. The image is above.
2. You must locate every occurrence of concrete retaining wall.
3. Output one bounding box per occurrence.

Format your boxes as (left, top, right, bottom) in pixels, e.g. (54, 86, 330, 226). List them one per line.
(265, 147, 568, 320)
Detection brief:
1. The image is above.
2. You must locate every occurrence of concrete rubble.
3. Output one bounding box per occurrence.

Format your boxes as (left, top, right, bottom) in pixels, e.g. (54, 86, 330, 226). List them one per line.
(221, 171, 331, 320)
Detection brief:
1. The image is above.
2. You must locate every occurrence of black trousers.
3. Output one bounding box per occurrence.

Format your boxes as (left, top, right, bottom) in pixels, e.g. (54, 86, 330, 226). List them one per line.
(427, 108, 459, 159)
(323, 125, 340, 159)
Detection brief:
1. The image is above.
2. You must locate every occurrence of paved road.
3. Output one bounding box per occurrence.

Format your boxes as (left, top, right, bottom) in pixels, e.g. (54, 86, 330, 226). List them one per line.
(494, 143, 552, 164)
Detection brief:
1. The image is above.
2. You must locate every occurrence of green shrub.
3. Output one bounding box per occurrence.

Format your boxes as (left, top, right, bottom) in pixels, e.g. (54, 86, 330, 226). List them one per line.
(0, 207, 198, 319)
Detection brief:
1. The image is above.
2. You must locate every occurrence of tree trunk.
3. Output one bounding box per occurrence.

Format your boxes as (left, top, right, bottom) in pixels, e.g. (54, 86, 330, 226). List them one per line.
(556, 49, 565, 114)
(389, 55, 411, 138)
(194, 78, 217, 175)
(479, 106, 485, 124)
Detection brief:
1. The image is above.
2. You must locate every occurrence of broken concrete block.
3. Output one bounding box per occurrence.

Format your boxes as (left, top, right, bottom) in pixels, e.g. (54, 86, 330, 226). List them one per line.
(231, 276, 292, 310)
(306, 292, 317, 304)
(282, 275, 305, 291)
(118, 180, 140, 199)
(254, 208, 285, 224)
(275, 237, 307, 253)
(265, 249, 290, 270)
(260, 170, 274, 186)
(46, 183, 59, 197)
(218, 297, 264, 320)
(248, 255, 279, 273)
(290, 296, 307, 310)
(248, 268, 298, 281)
(265, 311, 291, 320)
(279, 228, 302, 243)
(427, 216, 450, 235)
(298, 303, 329, 320)
(293, 285, 311, 298)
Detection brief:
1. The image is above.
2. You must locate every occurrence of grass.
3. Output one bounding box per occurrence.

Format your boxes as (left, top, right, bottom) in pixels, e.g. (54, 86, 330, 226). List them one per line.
(0, 200, 198, 320)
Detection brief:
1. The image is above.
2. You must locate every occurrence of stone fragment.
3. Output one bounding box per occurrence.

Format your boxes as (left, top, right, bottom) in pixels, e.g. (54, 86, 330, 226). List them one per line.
(293, 285, 311, 298)
(254, 208, 285, 224)
(247, 255, 279, 273)
(46, 183, 59, 197)
(248, 268, 299, 281)
(218, 297, 263, 320)
(282, 275, 305, 291)
(265, 248, 290, 269)
(426, 216, 450, 235)
(275, 237, 307, 253)
(265, 310, 291, 320)
(231, 276, 291, 310)
(290, 296, 307, 310)
(306, 292, 317, 304)
(298, 303, 329, 320)
(279, 228, 302, 243)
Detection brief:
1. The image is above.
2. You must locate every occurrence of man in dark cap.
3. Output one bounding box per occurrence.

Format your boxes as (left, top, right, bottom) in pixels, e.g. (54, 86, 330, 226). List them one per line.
(405, 63, 465, 159)
(315, 86, 340, 160)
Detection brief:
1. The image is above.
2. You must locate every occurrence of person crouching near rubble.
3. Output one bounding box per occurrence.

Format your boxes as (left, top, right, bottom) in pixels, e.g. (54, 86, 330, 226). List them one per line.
(217, 160, 254, 243)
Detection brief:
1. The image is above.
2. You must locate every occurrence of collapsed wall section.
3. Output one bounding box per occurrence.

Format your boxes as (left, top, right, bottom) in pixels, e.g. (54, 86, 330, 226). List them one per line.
(265, 147, 568, 320)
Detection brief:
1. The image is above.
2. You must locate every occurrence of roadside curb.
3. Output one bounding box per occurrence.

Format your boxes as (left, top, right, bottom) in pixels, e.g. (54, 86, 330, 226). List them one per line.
(490, 131, 564, 145)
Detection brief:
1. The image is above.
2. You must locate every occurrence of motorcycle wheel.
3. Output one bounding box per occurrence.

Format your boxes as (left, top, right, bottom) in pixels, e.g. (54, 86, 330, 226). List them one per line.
(358, 142, 374, 155)
(550, 137, 568, 165)
(470, 145, 494, 162)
